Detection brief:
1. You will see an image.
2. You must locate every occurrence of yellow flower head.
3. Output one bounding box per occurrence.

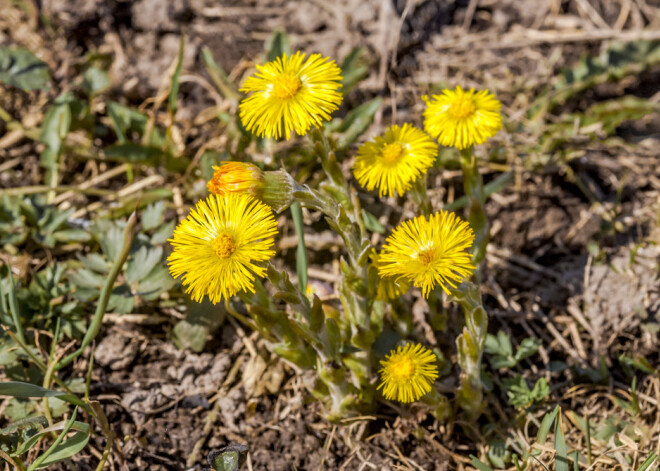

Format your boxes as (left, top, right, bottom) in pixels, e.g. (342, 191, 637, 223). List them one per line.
(423, 86, 502, 150)
(168, 193, 278, 303)
(378, 343, 439, 403)
(239, 51, 343, 140)
(207, 162, 264, 196)
(378, 211, 475, 298)
(352, 124, 437, 197)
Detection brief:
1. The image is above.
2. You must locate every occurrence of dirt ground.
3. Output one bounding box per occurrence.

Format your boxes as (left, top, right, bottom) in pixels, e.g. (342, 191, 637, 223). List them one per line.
(1, 0, 660, 470)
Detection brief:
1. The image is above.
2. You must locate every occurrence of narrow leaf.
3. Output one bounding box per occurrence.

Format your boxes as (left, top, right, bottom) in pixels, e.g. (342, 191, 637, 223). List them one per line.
(554, 409, 569, 471)
(168, 36, 185, 114)
(0, 382, 91, 413)
(290, 202, 307, 292)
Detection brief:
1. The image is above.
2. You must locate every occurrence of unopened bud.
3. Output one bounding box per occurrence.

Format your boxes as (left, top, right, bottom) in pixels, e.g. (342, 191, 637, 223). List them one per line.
(207, 162, 295, 213)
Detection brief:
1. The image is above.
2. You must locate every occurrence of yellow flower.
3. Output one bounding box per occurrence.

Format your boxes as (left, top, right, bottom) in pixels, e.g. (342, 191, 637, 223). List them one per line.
(239, 51, 343, 140)
(378, 211, 475, 298)
(352, 124, 437, 197)
(207, 162, 264, 196)
(423, 86, 502, 150)
(168, 193, 278, 303)
(378, 343, 439, 403)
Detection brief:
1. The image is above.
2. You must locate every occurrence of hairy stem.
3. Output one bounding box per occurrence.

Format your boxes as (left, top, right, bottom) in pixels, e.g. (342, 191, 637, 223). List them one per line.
(459, 147, 489, 268)
(452, 281, 488, 419)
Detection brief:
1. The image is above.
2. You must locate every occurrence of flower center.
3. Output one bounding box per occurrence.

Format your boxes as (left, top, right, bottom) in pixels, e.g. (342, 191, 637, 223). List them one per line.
(449, 96, 476, 119)
(419, 249, 435, 265)
(213, 234, 236, 259)
(381, 143, 404, 163)
(272, 73, 302, 99)
(390, 356, 416, 381)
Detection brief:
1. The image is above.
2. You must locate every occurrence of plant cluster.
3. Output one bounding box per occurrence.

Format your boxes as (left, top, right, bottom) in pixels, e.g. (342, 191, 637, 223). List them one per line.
(165, 48, 503, 420)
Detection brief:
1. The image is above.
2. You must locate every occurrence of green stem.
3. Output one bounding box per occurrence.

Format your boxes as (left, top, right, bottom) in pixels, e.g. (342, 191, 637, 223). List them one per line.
(5, 266, 26, 344)
(290, 202, 308, 292)
(459, 147, 489, 268)
(408, 175, 433, 216)
(238, 280, 316, 370)
(451, 281, 488, 419)
(55, 211, 137, 371)
(43, 318, 62, 428)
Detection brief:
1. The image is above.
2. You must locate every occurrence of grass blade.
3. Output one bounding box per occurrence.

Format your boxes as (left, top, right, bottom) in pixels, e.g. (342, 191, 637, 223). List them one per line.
(168, 36, 185, 115)
(636, 453, 658, 471)
(27, 407, 78, 470)
(554, 408, 569, 471)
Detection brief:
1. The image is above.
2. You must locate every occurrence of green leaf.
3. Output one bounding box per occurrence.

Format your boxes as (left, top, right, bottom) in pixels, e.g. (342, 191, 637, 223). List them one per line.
(106, 101, 156, 144)
(81, 66, 110, 96)
(0, 47, 50, 91)
(40, 92, 73, 174)
(324, 318, 341, 360)
(33, 431, 89, 469)
(151, 220, 175, 245)
(515, 337, 542, 361)
(125, 246, 163, 284)
(104, 143, 168, 166)
(530, 378, 550, 402)
(26, 407, 83, 470)
(52, 229, 91, 244)
(470, 455, 494, 471)
(0, 382, 90, 413)
(529, 40, 660, 119)
(4, 398, 36, 422)
(172, 320, 208, 352)
(361, 209, 385, 234)
(636, 453, 658, 471)
(138, 265, 174, 301)
(69, 268, 105, 289)
(0, 415, 48, 437)
(333, 97, 382, 149)
(0, 348, 17, 366)
(290, 202, 307, 292)
(487, 439, 510, 468)
(619, 354, 657, 374)
(485, 331, 517, 369)
(580, 96, 659, 136)
(168, 36, 185, 114)
(142, 201, 165, 231)
(78, 253, 108, 273)
(99, 224, 125, 262)
(107, 285, 134, 314)
(489, 356, 516, 369)
(201, 47, 240, 100)
(554, 410, 569, 471)
(266, 29, 291, 62)
(340, 47, 369, 94)
(172, 298, 224, 352)
(503, 375, 532, 407)
(14, 420, 89, 456)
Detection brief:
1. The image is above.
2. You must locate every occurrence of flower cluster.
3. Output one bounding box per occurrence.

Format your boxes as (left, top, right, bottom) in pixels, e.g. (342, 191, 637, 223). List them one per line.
(169, 52, 346, 304)
(170, 51, 503, 407)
